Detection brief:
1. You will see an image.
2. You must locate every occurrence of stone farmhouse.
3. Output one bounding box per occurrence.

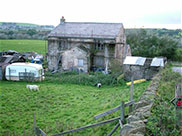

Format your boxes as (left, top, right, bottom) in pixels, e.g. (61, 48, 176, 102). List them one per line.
(47, 17, 131, 72)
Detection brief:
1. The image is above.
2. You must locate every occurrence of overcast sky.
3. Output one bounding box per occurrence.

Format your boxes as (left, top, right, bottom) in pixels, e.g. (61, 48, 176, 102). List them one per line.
(0, 0, 181, 29)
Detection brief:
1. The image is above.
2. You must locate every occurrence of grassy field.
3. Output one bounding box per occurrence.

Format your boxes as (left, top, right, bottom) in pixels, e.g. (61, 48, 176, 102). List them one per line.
(0, 40, 47, 55)
(0, 39, 151, 135)
(0, 80, 150, 136)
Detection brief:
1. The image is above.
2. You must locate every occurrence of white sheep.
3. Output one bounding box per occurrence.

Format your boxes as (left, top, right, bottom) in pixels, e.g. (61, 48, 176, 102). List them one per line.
(26, 85, 39, 91)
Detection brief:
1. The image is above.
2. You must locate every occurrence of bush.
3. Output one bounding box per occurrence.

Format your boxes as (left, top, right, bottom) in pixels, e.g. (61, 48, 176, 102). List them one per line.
(173, 48, 182, 62)
(45, 71, 126, 86)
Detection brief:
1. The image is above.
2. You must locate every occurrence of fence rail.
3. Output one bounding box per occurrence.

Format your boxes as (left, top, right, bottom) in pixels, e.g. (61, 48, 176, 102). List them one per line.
(94, 100, 134, 120)
(34, 101, 134, 136)
(51, 116, 121, 136)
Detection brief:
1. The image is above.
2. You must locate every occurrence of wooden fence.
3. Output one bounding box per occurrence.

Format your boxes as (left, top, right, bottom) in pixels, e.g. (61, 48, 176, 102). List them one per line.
(34, 100, 134, 136)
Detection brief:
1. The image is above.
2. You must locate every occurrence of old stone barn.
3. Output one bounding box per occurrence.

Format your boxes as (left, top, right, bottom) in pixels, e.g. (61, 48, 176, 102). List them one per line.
(47, 18, 131, 72)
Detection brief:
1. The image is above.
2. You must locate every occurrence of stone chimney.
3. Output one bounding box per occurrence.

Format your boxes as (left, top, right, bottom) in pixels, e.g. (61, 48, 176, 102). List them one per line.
(60, 16, 65, 24)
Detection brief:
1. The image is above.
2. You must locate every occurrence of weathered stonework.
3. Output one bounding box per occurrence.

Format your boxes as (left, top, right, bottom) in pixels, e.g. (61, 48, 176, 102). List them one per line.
(120, 73, 161, 136)
(61, 46, 89, 72)
(47, 21, 131, 72)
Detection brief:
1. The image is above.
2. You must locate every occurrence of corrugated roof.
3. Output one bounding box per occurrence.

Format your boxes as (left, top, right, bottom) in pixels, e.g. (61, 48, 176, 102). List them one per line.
(150, 57, 164, 67)
(123, 56, 146, 66)
(48, 22, 123, 39)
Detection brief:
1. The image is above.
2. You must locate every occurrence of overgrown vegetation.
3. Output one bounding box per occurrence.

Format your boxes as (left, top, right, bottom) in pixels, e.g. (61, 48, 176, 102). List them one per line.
(146, 65, 182, 136)
(173, 48, 182, 62)
(45, 71, 125, 86)
(0, 79, 150, 135)
(126, 29, 181, 60)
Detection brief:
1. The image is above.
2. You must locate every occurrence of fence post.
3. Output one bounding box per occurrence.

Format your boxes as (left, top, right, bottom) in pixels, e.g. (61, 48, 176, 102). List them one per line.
(33, 113, 40, 136)
(120, 101, 125, 121)
(175, 84, 182, 133)
(129, 74, 134, 113)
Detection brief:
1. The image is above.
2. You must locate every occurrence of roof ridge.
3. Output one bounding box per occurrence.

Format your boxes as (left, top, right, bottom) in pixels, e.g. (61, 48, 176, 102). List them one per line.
(63, 22, 123, 25)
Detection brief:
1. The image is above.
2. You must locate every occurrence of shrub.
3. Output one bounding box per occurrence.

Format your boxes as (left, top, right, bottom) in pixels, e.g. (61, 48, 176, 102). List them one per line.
(45, 71, 126, 86)
(173, 48, 182, 62)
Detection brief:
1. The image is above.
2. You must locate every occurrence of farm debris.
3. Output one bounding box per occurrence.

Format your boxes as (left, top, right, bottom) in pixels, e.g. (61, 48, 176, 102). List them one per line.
(0, 51, 26, 80)
(0, 50, 45, 80)
(31, 54, 44, 64)
(126, 79, 146, 86)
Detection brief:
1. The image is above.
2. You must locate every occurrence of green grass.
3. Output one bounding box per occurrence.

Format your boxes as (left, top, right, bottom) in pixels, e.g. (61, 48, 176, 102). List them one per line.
(0, 39, 150, 135)
(0, 40, 47, 55)
(0, 80, 150, 136)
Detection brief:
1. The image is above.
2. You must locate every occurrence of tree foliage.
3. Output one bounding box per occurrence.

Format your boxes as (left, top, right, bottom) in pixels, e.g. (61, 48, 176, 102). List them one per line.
(126, 29, 178, 60)
(0, 29, 50, 40)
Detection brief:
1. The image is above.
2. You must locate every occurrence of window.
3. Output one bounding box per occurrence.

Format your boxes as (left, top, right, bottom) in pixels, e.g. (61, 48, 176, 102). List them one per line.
(59, 39, 68, 50)
(59, 41, 62, 50)
(101, 44, 104, 50)
(94, 40, 105, 51)
(78, 59, 84, 67)
(10, 69, 16, 73)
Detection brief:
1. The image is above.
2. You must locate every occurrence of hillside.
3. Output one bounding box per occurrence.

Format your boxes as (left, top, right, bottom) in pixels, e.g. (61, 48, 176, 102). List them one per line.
(0, 22, 54, 40)
(0, 22, 54, 30)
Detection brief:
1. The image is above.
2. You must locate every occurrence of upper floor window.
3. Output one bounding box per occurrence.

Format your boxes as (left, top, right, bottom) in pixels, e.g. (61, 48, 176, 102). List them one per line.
(59, 39, 68, 51)
(94, 40, 104, 51)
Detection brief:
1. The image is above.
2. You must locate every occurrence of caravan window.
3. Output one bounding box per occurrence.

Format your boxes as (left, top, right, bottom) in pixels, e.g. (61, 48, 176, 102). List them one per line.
(30, 70, 37, 75)
(10, 69, 16, 73)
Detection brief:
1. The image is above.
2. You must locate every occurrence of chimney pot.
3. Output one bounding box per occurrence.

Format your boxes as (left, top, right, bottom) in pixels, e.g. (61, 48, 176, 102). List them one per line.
(60, 16, 65, 24)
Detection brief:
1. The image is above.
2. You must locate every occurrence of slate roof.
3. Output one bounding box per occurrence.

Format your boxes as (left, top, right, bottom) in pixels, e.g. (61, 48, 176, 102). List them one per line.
(48, 22, 123, 39)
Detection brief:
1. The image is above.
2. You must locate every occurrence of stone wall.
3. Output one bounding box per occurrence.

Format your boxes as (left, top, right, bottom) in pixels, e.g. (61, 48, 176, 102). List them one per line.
(120, 73, 161, 136)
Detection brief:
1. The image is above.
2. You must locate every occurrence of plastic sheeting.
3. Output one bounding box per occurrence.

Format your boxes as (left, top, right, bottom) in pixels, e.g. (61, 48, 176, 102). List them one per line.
(150, 57, 164, 67)
(123, 56, 146, 66)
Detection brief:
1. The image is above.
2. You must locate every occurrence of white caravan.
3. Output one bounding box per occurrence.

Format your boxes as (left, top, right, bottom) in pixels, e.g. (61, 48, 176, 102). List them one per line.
(5, 63, 44, 81)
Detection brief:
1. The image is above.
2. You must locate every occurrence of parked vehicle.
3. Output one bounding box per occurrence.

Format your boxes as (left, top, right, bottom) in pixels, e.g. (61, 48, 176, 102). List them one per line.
(5, 63, 44, 81)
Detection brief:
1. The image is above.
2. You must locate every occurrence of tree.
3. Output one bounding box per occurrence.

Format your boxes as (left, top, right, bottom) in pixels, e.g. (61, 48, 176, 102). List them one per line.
(27, 29, 37, 36)
(126, 29, 178, 60)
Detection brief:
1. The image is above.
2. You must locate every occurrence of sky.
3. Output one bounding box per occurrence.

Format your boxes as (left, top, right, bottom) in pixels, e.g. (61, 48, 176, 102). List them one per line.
(0, 0, 181, 29)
